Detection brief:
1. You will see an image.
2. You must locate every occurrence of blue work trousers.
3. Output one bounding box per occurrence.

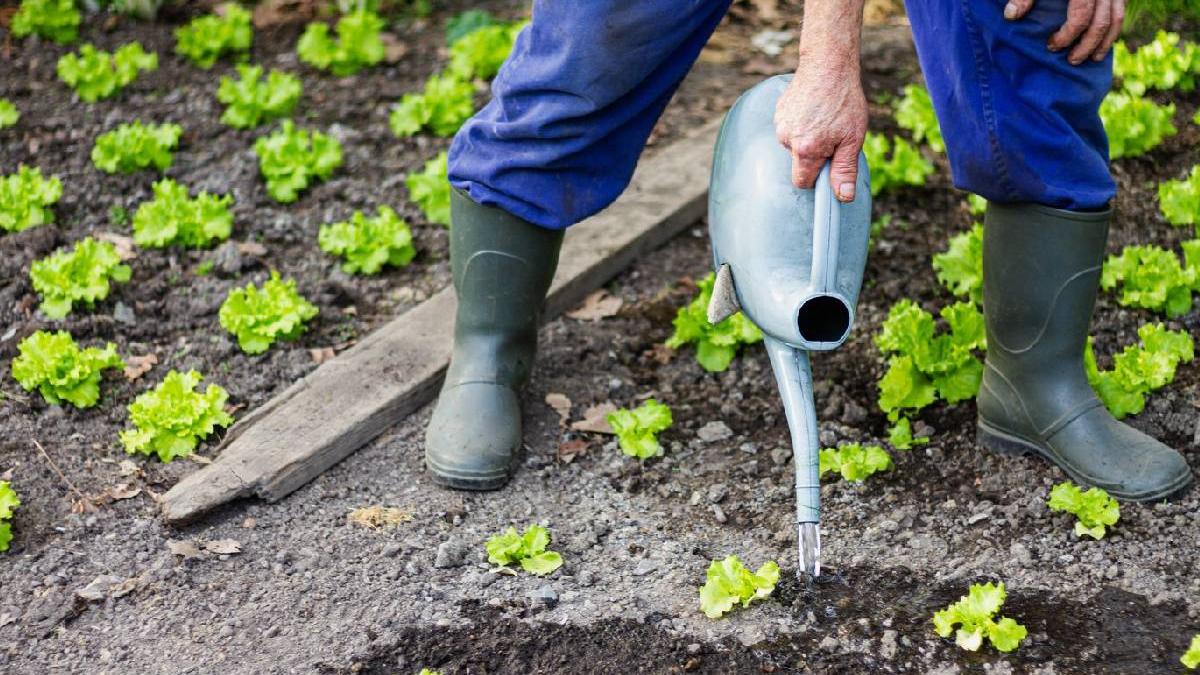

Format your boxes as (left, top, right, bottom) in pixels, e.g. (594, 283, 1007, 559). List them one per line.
(447, 0, 1116, 230)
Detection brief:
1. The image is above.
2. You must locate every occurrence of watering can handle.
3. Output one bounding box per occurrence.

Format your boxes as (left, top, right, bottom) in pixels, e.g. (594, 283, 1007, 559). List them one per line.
(810, 162, 841, 294)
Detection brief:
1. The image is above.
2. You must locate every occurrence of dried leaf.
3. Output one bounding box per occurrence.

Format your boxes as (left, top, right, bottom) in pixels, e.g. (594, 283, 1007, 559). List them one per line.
(237, 241, 268, 256)
(566, 290, 623, 321)
(167, 539, 204, 559)
(117, 460, 141, 477)
(95, 232, 137, 261)
(348, 506, 413, 529)
(204, 539, 242, 555)
(544, 392, 572, 426)
(107, 483, 140, 501)
(380, 32, 408, 63)
(557, 438, 590, 463)
(76, 575, 125, 601)
(570, 402, 617, 435)
(123, 353, 158, 381)
(310, 347, 336, 364)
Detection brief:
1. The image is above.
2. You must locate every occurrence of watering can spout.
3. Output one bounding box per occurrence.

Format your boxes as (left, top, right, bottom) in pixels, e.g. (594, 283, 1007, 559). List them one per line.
(707, 74, 873, 579)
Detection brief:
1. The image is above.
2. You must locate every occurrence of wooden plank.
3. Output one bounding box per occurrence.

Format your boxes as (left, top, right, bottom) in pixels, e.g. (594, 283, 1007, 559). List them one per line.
(160, 117, 723, 524)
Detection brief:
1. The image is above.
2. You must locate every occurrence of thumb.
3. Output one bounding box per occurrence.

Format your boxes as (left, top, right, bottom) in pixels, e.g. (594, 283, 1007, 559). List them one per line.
(829, 142, 860, 203)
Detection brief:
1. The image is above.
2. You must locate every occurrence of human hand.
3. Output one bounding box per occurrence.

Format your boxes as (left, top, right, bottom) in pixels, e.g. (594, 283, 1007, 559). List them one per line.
(774, 58, 868, 202)
(1003, 0, 1125, 64)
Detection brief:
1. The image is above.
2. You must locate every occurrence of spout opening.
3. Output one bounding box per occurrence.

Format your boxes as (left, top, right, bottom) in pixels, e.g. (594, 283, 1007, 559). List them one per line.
(796, 295, 851, 344)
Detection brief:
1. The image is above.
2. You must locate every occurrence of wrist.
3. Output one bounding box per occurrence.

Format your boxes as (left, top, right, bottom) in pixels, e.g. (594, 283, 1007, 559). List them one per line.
(796, 42, 860, 76)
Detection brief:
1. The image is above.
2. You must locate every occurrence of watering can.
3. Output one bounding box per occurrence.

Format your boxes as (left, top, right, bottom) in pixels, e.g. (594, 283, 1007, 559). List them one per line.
(707, 74, 872, 578)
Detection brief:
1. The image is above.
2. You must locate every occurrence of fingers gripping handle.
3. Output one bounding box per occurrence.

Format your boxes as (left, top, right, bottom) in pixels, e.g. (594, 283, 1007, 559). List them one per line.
(810, 162, 841, 294)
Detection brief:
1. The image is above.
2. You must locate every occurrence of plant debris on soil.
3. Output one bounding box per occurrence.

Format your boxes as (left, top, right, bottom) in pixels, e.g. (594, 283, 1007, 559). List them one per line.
(3, 3, 1200, 675)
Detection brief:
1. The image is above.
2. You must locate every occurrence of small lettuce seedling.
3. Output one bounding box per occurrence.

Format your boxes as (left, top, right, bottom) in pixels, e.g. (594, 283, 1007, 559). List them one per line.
(0, 481, 19, 553)
(390, 73, 476, 138)
(665, 271, 763, 372)
(819, 443, 892, 482)
(1114, 31, 1200, 96)
(1, 165, 63, 233)
(92, 121, 182, 174)
(11, 0, 81, 44)
(30, 236, 132, 319)
(121, 370, 234, 462)
(57, 42, 158, 103)
(1047, 481, 1120, 540)
(485, 524, 563, 576)
(1183, 634, 1200, 670)
(1101, 92, 1177, 159)
(254, 120, 343, 203)
(219, 272, 319, 354)
(318, 206, 416, 275)
(448, 21, 525, 81)
(1085, 322, 1194, 419)
(1159, 165, 1200, 232)
(0, 99, 18, 129)
(932, 223, 983, 304)
(297, 10, 385, 76)
(895, 83, 944, 152)
(967, 194, 988, 216)
(1101, 242, 1200, 318)
(11, 330, 124, 408)
(133, 178, 234, 249)
(699, 555, 780, 619)
(175, 3, 253, 69)
(876, 299, 986, 421)
(887, 416, 928, 450)
(933, 582, 1027, 652)
(607, 398, 673, 460)
(417, 670, 443, 675)
(862, 132, 934, 196)
(217, 65, 302, 129)
(405, 151, 451, 226)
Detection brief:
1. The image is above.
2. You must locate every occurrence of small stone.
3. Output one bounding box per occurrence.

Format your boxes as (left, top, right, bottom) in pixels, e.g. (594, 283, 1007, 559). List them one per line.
(1009, 542, 1032, 566)
(686, 643, 702, 655)
(213, 240, 246, 275)
(706, 483, 729, 504)
(381, 543, 403, 558)
(819, 635, 839, 650)
(770, 447, 792, 466)
(113, 302, 136, 326)
(528, 585, 558, 608)
(632, 558, 658, 576)
(434, 541, 466, 569)
(880, 629, 898, 660)
(711, 505, 727, 524)
(739, 442, 759, 454)
(697, 421, 733, 443)
(577, 570, 596, 587)
(263, 625, 280, 639)
(76, 575, 123, 601)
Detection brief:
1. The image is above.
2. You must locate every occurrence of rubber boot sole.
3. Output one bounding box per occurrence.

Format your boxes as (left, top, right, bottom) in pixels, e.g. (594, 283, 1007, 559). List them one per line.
(426, 457, 512, 491)
(976, 420, 1194, 503)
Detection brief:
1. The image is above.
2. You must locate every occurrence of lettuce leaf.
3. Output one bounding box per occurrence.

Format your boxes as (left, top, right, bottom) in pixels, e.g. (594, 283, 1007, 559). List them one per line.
(389, 73, 475, 138)
(175, 3, 253, 69)
(0, 165, 62, 233)
(933, 582, 1027, 652)
(92, 120, 182, 174)
(30, 236, 132, 319)
(485, 524, 563, 576)
(698, 555, 780, 619)
(133, 178, 234, 249)
(217, 64, 301, 129)
(120, 370, 234, 462)
(665, 271, 763, 373)
(606, 399, 673, 460)
(11, 330, 124, 408)
(405, 151, 451, 226)
(218, 271, 319, 354)
(12, 0, 80, 44)
(57, 42, 157, 103)
(297, 10, 385, 76)
(1101, 92, 1177, 159)
(1047, 481, 1120, 539)
(819, 443, 892, 482)
(318, 206, 416, 274)
(254, 120, 343, 203)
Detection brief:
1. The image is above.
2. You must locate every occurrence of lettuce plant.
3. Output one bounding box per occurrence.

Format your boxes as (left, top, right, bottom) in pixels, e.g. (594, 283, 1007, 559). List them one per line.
(11, 330, 124, 408)
(485, 524, 563, 575)
(876, 299, 986, 420)
(57, 42, 158, 103)
(120, 370, 234, 462)
(11, 0, 81, 44)
(390, 73, 475, 138)
(405, 151, 451, 226)
(297, 10, 385, 76)
(132, 178, 234, 248)
(0, 99, 18, 129)
(863, 132, 934, 195)
(254, 120, 343, 203)
(30, 237, 132, 319)
(174, 3, 253, 69)
(1114, 31, 1200, 96)
(1101, 241, 1200, 318)
(887, 416, 928, 450)
(606, 398, 673, 460)
(318, 206, 416, 274)
(819, 443, 892, 482)
(1086, 322, 1194, 419)
(1100, 92, 1177, 159)
(1159, 165, 1200, 232)
(219, 271, 319, 354)
(1184, 634, 1200, 670)
(0, 481, 18, 553)
(92, 121, 182, 174)
(445, 9, 503, 45)
(665, 271, 763, 372)
(1, 165, 63, 233)
(967, 193, 987, 216)
(448, 21, 525, 81)
(933, 582, 1027, 652)
(1047, 481, 1120, 539)
(699, 555, 780, 619)
(217, 65, 302, 129)
(932, 223, 983, 304)
(895, 83, 944, 152)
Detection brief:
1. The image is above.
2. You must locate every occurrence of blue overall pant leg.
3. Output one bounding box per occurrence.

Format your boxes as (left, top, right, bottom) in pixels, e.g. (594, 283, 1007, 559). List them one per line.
(447, 0, 732, 230)
(903, 0, 1116, 209)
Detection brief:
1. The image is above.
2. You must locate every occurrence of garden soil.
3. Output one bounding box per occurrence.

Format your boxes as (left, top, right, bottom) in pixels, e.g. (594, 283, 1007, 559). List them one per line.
(2, 3, 1200, 674)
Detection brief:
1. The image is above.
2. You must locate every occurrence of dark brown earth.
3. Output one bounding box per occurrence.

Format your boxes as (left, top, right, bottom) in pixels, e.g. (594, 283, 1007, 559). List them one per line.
(2, 3, 1200, 675)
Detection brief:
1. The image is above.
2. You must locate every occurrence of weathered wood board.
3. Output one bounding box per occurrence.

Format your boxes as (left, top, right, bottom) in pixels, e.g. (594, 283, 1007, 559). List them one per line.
(160, 118, 724, 523)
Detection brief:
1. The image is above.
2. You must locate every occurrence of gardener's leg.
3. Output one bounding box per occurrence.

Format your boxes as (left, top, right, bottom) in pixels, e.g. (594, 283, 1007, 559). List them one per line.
(904, 0, 1192, 500)
(426, 0, 733, 490)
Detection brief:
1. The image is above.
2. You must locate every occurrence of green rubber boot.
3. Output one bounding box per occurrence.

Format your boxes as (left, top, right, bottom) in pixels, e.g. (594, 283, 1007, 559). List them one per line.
(424, 189, 563, 490)
(976, 203, 1192, 502)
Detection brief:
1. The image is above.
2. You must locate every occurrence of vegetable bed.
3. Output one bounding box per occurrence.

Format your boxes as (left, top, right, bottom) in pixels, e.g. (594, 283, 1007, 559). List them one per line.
(2, 4, 1200, 675)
